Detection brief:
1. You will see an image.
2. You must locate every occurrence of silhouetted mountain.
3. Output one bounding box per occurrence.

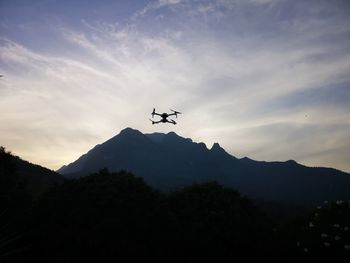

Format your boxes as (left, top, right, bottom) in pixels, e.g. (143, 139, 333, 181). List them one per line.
(1, 147, 64, 197)
(58, 128, 350, 205)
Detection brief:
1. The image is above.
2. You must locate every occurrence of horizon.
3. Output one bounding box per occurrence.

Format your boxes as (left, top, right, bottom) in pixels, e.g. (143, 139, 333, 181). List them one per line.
(1, 0, 350, 172)
(21, 126, 350, 173)
(63, 126, 349, 173)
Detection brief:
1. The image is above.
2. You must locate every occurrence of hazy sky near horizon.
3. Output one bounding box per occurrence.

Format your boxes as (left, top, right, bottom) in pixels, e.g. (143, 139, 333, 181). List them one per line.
(1, 0, 350, 172)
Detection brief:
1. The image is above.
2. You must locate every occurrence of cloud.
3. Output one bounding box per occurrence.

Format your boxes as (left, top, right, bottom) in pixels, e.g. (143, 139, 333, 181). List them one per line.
(248, 0, 280, 4)
(1, 0, 350, 172)
(131, 0, 183, 20)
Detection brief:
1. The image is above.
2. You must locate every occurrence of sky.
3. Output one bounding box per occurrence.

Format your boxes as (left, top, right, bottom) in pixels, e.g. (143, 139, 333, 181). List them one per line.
(1, 0, 350, 172)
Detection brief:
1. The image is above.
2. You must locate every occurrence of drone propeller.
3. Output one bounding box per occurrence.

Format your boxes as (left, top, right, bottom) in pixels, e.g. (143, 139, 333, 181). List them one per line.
(170, 109, 181, 118)
(170, 109, 181, 114)
(151, 108, 155, 118)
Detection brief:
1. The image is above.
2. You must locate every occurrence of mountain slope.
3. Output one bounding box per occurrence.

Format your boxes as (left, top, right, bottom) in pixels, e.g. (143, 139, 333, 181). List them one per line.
(58, 128, 350, 205)
(1, 147, 64, 196)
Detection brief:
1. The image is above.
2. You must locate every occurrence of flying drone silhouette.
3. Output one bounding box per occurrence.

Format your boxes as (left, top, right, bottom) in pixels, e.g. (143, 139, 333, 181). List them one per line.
(150, 108, 181, 125)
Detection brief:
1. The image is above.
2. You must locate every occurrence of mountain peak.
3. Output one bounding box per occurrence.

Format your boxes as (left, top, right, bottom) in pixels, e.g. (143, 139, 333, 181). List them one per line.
(116, 127, 146, 140)
(166, 131, 179, 137)
(211, 142, 223, 152)
(210, 142, 232, 157)
(102, 127, 147, 148)
(164, 131, 193, 144)
(119, 127, 143, 136)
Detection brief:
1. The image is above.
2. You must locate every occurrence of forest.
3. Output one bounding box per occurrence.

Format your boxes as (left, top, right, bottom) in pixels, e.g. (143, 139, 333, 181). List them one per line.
(1, 147, 349, 262)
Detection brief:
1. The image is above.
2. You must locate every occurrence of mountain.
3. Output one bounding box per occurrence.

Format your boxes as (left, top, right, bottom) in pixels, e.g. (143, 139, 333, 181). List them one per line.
(1, 147, 64, 196)
(58, 128, 350, 205)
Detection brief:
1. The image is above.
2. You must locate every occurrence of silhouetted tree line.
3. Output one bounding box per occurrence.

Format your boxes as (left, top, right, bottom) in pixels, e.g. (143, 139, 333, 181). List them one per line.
(1, 149, 349, 262)
(0, 147, 33, 261)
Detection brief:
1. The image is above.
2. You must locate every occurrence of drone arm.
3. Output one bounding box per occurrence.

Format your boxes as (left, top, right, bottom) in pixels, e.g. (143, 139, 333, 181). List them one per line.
(167, 119, 177, 125)
(151, 108, 161, 117)
(149, 119, 162, 124)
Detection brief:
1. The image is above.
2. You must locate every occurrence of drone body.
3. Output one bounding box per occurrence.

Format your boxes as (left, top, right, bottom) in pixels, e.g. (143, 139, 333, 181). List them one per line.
(150, 108, 181, 125)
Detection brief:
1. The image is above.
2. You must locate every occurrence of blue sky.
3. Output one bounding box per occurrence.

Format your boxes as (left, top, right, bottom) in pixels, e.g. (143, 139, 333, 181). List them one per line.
(1, 0, 350, 172)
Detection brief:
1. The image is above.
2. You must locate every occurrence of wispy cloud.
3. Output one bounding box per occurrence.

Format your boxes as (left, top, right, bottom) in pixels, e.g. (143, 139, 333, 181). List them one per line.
(1, 0, 349, 172)
(131, 0, 183, 20)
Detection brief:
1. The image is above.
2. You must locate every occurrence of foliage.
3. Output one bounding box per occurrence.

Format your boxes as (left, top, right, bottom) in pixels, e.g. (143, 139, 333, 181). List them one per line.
(291, 200, 350, 262)
(0, 146, 18, 195)
(19, 171, 275, 262)
(0, 147, 31, 262)
(1, 149, 349, 262)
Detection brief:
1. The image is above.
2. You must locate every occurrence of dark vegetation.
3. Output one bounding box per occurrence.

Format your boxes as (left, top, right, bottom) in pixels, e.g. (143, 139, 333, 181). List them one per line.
(1, 147, 350, 262)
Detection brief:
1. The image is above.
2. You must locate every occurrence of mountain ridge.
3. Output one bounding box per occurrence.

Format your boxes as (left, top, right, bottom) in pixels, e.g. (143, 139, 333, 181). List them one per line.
(57, 127, 350, 205)
(1, 147, 64, 196)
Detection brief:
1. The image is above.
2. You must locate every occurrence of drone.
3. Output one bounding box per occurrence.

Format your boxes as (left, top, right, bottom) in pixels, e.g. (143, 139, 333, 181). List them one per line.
(150, 108, 181, 125)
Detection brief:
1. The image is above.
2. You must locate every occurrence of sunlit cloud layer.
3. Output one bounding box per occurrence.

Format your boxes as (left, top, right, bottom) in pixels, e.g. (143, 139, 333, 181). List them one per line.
(1, 0, 350, 172)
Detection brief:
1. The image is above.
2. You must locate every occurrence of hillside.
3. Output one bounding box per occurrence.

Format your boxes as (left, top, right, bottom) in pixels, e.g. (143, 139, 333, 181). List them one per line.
(57, 128, 350, 205)
(0, 146, 64, 197)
